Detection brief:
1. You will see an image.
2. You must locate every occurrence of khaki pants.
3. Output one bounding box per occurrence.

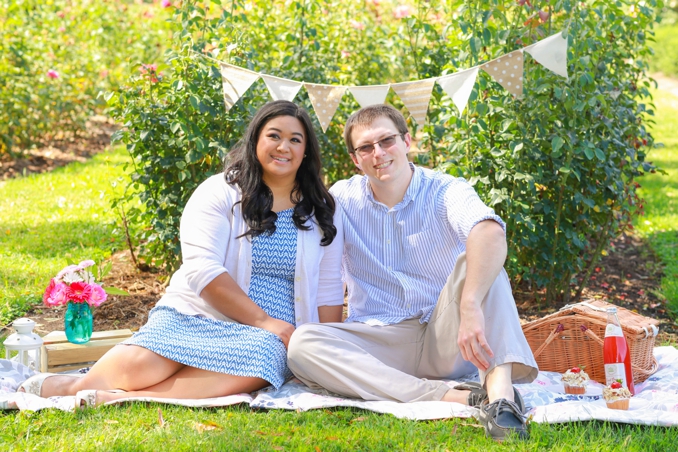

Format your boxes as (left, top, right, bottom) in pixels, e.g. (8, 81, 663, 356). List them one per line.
(287, 253, 538, 402)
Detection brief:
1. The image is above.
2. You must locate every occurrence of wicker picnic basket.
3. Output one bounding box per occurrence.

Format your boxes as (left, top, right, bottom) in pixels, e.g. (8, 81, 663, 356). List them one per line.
(521, 300, 660, 384)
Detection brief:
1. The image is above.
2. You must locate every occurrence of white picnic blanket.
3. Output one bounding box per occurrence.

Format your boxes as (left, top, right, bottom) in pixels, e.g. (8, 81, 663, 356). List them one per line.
(2, 346, 677, 426)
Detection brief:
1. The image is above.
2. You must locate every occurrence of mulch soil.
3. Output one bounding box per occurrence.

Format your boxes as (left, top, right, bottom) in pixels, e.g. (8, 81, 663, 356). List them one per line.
(0, 116, 118, 180)
(4, 128, 677, 344)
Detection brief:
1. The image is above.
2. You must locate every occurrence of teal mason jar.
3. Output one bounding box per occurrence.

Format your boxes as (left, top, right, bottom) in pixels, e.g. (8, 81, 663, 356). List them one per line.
(64, 301, 93, 344)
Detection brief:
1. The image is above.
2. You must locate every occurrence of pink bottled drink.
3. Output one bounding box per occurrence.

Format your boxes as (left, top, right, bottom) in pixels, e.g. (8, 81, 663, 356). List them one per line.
(603, 307, 635, 395)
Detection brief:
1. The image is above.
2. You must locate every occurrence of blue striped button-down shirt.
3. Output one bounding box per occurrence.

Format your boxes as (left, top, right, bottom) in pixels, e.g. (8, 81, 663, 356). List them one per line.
(330, 164, 506, 326)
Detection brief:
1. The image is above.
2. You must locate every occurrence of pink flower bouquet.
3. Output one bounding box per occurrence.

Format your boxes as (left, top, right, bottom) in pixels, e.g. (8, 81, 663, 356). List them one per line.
(43, 260, 109, 307)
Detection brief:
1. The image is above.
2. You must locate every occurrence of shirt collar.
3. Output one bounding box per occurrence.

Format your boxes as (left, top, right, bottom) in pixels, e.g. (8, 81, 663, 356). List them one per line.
(360, 163, 420, 211)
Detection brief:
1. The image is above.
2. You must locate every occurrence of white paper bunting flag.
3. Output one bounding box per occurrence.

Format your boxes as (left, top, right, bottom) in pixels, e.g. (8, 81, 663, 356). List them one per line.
(390, 78, 437, 125)
(349, 85, 391, 108)
(481, 50, 524, 98)
(305, 83, 346, 132)
(261, 74, 303, 102)
(437, 67, 479, 117)
(219, 63, 260, 111)
(524, 32, 569, 79)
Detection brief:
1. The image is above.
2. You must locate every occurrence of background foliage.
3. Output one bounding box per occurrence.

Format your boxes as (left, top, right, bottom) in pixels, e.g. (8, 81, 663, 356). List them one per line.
(649, 5, 678, 76)
(109, 0, 662, 304)
(0, 0, 172, 155)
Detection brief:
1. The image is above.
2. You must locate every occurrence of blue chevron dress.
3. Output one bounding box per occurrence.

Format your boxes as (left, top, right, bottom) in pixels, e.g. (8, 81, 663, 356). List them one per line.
(124, 209, 297, 389)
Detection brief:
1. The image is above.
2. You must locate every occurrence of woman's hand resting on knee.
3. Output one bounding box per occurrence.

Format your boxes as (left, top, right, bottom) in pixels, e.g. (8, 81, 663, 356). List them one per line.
(255, 316, 295, 348)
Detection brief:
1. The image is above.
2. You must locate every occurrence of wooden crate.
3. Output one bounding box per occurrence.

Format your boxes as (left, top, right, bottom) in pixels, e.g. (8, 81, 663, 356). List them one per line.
(40, 329, 133, 373)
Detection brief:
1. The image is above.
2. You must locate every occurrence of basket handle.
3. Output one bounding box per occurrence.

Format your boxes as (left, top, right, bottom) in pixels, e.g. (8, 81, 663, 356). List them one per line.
(581, 325, 659, 380)
(580, 325, 604, 346)
(533, 323, 564, 358)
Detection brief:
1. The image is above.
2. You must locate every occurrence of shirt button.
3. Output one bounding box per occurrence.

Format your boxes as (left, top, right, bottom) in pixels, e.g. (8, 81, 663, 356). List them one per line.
(295, 276, 301, 281)
(387, 266, 392, 271)
(295, 297, 301, 302)
(386, 239, 391, 244)
(296, 317, 301, 322)
(407, 304, 411, 308)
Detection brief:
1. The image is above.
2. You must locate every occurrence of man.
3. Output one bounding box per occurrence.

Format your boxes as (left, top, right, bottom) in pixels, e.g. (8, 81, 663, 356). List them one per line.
(287, 104, 538, 441)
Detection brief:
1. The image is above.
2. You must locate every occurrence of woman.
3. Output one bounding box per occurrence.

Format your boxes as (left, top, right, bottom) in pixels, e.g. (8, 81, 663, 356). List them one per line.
(18, 100, 345, 407)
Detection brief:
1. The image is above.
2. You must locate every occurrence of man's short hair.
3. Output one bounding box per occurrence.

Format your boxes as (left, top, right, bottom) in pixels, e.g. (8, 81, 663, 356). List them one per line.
(343, 104, 409, 154)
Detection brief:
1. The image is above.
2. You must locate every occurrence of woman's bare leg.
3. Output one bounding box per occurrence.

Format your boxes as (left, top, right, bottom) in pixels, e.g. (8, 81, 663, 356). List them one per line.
(34, 344, 185, 397)
(94, 366, 269, 404)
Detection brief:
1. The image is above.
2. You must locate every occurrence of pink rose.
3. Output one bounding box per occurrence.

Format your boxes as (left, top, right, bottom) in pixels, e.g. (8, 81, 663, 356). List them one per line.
(350, 20, 365, 30)
(43, 280, 69, 307)
(538, 10, 550, 22)
(341, 50, 351, 58)
(65, 282, 93, 303)
(161, 0, 172, 7)
(47, 69, 60, 79)
(394, 5, 412, 19)
(139, 64, 158, 74)
(89, 285, 108, 307)
(43, 279, 57, 306)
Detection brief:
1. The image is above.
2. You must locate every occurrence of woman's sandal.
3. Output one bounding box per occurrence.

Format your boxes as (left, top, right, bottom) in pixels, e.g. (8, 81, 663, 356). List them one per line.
(74, 389, 126, 410)
(17, 372, 85, 397)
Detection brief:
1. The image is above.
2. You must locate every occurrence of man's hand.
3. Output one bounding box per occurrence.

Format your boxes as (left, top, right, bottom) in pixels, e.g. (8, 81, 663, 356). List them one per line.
(457, 304, 494, 371)
(256, 317, 296, 348)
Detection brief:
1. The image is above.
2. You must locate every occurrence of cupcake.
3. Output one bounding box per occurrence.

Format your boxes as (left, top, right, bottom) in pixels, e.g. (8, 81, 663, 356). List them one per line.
(561, 366, 589, 394)
(603, 380, 632, 410)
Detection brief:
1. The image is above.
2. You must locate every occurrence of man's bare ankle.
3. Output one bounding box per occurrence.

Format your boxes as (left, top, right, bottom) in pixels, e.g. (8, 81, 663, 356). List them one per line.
(441, 388, 470, 404)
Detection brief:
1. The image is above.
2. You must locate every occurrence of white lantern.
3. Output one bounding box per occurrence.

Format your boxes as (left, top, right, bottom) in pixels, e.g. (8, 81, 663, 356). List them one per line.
(4, 318, 43, 371)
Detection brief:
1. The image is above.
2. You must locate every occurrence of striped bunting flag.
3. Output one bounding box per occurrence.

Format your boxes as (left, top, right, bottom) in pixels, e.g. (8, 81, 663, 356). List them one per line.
(390, 78, 437, 125)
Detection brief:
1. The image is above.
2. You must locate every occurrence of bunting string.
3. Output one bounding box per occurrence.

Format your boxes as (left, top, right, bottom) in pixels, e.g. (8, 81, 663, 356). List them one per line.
(205, 31, 568, 131)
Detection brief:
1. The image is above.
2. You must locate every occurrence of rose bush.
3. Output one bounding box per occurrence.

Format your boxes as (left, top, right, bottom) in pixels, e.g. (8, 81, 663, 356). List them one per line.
(0, 0, 173, 156)
(110, 0, 662, 304)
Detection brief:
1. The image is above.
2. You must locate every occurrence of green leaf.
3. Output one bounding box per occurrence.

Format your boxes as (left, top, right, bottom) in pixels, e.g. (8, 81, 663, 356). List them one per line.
(171, 122, 181, 133)
(189, 95, 200, 110)
(584, 148, 594, 160)
(551, 136, 565, 154)
(140, 130, 151, 141)
(595, 148, 606, 161)
(470, 37, 481, 54)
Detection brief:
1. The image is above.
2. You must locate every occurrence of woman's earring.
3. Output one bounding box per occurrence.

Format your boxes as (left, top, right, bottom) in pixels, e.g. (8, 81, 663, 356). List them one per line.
(304, 154, 307, 158)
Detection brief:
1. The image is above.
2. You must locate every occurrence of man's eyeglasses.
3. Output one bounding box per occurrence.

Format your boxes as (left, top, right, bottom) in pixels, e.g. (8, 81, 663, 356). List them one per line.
(352, 134, 404, 157)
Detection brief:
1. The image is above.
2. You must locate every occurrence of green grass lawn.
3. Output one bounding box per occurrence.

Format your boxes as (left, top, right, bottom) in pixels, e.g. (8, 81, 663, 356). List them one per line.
(634, 87, 678, 318)
(0, 148, 132, 326)
(1, 403, 676, 451)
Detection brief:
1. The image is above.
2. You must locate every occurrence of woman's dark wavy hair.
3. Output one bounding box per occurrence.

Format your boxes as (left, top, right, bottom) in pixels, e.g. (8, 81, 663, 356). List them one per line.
(224, 100, 336, 246)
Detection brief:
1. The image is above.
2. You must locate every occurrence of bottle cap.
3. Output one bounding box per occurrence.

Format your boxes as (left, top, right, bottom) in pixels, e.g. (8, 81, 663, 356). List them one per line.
(606, 307, 617, 313)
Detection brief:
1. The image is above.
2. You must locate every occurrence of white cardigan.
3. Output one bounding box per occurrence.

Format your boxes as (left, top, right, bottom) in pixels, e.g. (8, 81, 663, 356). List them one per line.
(157, 173, 345, 325)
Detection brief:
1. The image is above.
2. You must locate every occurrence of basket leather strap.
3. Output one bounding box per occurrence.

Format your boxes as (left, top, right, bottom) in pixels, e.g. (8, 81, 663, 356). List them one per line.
(532, 323, 564, 358)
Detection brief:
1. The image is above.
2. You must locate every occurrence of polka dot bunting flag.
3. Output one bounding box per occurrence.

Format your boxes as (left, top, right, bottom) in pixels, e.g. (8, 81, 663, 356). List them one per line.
(480, 50, 525, 98)
(304, 83, 347, 132)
